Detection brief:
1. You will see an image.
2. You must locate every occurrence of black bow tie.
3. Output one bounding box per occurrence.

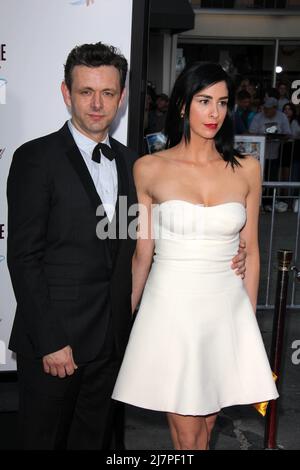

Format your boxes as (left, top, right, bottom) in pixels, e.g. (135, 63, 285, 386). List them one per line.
(92, 143, 116, 163)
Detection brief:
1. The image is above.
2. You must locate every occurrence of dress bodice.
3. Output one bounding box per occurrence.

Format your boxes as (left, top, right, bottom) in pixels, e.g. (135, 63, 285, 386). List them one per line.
(153, 200, 246, 241)
(152, 200, 247, 272)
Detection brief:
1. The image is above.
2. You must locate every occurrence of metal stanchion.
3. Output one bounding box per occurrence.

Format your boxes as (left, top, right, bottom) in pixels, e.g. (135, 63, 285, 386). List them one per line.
(264, 249, 293, 449)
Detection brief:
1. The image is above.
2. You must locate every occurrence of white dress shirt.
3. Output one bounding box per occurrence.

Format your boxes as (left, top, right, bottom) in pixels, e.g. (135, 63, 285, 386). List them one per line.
(68, 120, 118, 221)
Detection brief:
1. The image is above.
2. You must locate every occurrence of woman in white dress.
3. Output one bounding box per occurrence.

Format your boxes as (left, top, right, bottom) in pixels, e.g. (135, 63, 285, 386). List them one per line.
(112, 62, 278, 450)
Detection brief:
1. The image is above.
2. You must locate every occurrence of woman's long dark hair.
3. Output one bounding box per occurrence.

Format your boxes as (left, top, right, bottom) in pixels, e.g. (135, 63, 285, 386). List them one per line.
(165, 62, 243, 168)
(283, 102, 300, 124)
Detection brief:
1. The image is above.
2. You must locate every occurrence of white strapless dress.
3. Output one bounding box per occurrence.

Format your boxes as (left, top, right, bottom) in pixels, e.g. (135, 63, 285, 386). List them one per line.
(112, 200, 279, 415)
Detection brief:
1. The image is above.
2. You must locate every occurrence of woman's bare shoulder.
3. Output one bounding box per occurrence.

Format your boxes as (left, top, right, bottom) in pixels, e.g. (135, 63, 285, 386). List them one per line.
(236, 155, 261, 188)
(236, 154, 261, 173)
(132, 155, 161, 188)
(133, 150, 173, 174)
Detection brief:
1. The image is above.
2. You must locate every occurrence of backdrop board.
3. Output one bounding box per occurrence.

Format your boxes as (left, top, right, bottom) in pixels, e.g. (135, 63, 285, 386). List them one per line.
(0, 0, 133, 371)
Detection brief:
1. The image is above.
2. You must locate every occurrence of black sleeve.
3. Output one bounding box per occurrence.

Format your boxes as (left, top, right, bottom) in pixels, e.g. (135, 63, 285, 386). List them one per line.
(7, 144, 68, 357)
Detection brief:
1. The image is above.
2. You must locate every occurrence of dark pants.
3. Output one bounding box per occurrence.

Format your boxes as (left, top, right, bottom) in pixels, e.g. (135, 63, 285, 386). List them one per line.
(17, 320, 120, 450)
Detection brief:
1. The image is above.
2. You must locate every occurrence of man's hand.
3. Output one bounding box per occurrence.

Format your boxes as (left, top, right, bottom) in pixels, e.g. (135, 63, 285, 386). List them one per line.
(43, 345, 78, 378)
(231, 238, 246, 279)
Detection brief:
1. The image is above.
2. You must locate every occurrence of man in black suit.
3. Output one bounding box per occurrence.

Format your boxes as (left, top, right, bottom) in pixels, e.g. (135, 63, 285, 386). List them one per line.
(7, 42, 137, 449)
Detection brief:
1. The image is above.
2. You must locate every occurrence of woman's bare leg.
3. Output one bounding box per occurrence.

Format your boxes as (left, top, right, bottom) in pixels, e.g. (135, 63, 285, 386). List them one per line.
(167, 414, 180, 449)
(167, 413, 209, 450)
(205, 413, 218, 449)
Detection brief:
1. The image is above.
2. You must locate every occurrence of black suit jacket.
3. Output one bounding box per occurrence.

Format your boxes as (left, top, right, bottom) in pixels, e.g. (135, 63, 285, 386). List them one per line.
(7, 122, 138, 363)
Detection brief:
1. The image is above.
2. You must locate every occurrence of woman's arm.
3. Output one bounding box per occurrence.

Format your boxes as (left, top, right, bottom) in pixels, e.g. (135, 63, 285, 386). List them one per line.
(131, 157, 155, 314)
(239, 157, 262, 314)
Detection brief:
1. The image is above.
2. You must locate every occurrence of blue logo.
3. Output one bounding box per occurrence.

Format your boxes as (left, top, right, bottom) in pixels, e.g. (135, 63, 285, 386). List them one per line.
(0, 255, 5, 263)
(70, 0, 95, 5)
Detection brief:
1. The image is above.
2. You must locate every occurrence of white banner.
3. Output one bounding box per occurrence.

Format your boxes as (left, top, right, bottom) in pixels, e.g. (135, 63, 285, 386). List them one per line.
(0, 0, 133, 371)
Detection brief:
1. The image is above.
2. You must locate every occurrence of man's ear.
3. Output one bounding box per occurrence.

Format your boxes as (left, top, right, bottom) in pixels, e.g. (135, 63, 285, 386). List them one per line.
(61, 81, 71, 108)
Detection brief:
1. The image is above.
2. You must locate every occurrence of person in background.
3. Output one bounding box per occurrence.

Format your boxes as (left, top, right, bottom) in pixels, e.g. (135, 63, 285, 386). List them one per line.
(147, 93, 169, 134)
(264, 87, 280, 101)
(283, 102, 300, 211)
(283, 102, 300, 139)
(234, 90, 256, 132)
(250, 97, 291, 212)
(249, 97, 291, 139)
(237, 77, 258, 111)
(144, 92, 153, 134)
(277, 82, 290, 111)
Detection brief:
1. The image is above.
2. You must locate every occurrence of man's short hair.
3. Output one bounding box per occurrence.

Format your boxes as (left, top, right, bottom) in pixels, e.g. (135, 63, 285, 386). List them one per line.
(64, 42, 128, 92)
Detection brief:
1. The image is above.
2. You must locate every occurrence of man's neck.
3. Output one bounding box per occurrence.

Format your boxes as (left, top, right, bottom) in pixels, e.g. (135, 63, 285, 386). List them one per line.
(70, 119, 108, 143)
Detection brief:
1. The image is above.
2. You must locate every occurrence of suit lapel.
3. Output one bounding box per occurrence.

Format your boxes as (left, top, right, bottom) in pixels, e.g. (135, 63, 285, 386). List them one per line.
(110, 137, 129, 200)
(109, 137, 130, 226)
(66, 143, 102, 214)
(109, 138, 131, 269)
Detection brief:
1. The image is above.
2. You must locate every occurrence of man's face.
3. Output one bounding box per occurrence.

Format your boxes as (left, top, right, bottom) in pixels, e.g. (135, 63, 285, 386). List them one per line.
(264, 106, 277, 119)
(238, 98, 251, 111)
(278, 84, 287, 97)
(61, 65, 124, 142)
(156, 97, 168, 113)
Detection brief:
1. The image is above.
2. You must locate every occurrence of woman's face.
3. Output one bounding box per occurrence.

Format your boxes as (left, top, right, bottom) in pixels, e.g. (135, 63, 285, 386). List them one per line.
(188, 81, 229, 140)
(283, 105, 293, 120)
